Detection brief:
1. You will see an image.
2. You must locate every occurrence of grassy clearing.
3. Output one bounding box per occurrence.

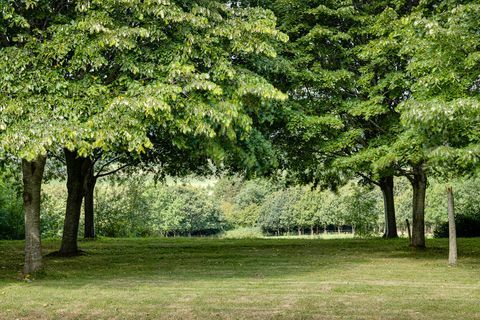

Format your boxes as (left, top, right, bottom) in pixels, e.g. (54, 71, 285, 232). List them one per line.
(1, 237, 480, 319)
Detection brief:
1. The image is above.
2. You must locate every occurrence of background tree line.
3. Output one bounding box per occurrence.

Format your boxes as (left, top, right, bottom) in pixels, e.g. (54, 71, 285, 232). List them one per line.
(2, 167, 480, 239)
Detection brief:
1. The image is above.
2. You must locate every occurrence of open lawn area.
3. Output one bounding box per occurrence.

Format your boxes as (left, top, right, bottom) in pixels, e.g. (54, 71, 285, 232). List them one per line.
(1, 238, 480, 320)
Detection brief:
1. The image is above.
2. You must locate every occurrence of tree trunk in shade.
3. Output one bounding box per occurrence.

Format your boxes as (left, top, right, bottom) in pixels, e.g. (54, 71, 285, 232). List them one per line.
(410, 164, 427, 248)
(379, 175, 398, 239)
(59, 149, 90, 255)
(22, 156, 47, 274)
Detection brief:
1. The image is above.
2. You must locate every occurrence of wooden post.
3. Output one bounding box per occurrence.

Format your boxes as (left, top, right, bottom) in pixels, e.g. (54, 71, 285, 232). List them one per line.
(406, 219, 412, 246)
(446, 186, 457, 266)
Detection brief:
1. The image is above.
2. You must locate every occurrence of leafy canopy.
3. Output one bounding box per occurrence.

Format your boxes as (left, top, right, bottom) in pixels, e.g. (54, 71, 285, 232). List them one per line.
(0, 0, 287, 162)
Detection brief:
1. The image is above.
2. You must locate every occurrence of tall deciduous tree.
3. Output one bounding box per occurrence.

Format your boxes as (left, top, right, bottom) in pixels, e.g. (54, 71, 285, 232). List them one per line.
(0, 0, 63, 272)
(400, 1, 479, 258)
(1, 0, 287, 255)
(236, 0, 404, 239)
(346, 0, 432, 247)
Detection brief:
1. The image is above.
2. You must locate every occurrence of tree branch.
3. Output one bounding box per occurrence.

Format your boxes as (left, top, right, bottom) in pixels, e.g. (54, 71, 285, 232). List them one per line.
(95, 156, 121, 178)
(96, 164, 130, 178)
(355, 171, 381, 187)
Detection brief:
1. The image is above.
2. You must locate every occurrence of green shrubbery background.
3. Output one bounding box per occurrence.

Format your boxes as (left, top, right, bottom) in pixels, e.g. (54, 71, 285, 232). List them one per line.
(1, 167, 480, 239)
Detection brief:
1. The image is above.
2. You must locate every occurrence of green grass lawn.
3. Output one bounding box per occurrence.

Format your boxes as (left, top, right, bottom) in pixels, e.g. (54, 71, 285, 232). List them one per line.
(1, 237, 479, 319)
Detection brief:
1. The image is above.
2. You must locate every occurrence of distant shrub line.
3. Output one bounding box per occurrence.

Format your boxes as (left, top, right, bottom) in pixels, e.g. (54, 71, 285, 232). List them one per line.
(1, 172, 480, 239)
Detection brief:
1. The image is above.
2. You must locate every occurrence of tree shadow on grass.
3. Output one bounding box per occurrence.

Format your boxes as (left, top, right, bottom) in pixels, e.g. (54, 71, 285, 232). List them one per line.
(1, 237, 479, 289)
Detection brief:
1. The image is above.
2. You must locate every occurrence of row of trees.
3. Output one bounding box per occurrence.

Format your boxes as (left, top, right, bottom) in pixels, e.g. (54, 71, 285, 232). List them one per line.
(1, 0, 479, 272)
(215, 177, 379, 236)
(3, 172, 480, 240)
(233, 0, 480, 249)
(216, 175, 480, 237)
(42, 178, 228, 238)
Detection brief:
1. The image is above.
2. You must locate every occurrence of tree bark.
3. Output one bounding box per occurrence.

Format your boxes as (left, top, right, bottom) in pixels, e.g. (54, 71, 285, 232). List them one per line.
(446, 186, 457, 266)
(22, 156, 47, 274)
(59, 149, 90, 255)
(83, 160, 96, 239)
(406, 219, 412, 245)
(410, 164, 427, 248)
(379, 175, 398, 239)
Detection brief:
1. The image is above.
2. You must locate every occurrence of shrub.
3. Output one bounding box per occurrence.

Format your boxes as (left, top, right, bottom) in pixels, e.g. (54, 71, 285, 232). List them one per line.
(0, 171, 23, 240)
(434, 215, 480, 238)
(40, 182, 67, 238)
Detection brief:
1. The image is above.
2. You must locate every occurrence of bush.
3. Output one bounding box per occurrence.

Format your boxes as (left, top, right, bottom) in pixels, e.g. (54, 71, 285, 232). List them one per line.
(0, 170, 23, 240)
(221, 227, 264, 239)
(41, 182, 67, 238)
(93, 178, 228, 237)
(258, 187, 303, 235)
(150, 185, 228, 236)
(434, 215, 480, 238)
(95, 177, 151, 237)
(215, 177, 274, 228)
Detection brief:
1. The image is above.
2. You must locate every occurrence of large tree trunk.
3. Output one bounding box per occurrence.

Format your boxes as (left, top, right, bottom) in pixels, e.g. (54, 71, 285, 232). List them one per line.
(84, 161, 96, 239)
(22, 156, 47, 274)
(410, 164, 427, 248)
(379, 175, 398, 239)
(59, 149, 90, 255)
(446, 186, 457, 266)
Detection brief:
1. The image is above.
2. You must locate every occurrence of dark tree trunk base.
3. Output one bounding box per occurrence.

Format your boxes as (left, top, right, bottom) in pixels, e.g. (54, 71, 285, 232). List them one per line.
(411, 164, 427, 248)
(380, 175, 398, 239)
(59, 149, 91, 256)
(46, 250, 86, 258)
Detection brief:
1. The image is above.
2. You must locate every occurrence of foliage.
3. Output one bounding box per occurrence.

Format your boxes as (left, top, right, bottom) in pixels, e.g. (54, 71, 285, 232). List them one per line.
(149, 184, 228, 236)
(213, 176, 277, 228)
(399, 1, 480, 177)
(94, 178, 227, 237)
(434, 215, 480, 239)
(95, 177, 151, 237)
(221, 227, 263, 239)
(0, 166, 23, 240)
(255, 183, 380, 237)
(0, 1, 287, 168)
(1, 169, 476, 241)
(258, 187, 304, 235)
(335, 184, 380, 237)
(40, 182, 68, 239)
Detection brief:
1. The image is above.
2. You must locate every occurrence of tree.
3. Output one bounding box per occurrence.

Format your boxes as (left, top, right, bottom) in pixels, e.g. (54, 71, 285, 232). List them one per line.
(0, 0, 63, 272)
(399, 1, 479, 259)
(258, 187, 303, 235)
(232, 0, 408, 240)
(1, 1, 287, 255)
(344, 0, 434, 247)
(295, 188, 322, 235)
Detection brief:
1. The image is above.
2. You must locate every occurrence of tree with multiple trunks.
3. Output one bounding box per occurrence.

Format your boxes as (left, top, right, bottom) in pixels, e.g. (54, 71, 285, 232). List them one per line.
(1, 0, 286, 267)
(338, 0, 424, 244)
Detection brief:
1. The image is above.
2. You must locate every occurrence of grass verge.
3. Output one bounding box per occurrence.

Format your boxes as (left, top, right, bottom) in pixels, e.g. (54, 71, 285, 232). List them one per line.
(1, 237, 479, 319)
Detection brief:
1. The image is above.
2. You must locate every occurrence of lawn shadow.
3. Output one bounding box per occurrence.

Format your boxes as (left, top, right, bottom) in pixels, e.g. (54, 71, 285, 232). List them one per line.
(1, 237, 479, 290)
